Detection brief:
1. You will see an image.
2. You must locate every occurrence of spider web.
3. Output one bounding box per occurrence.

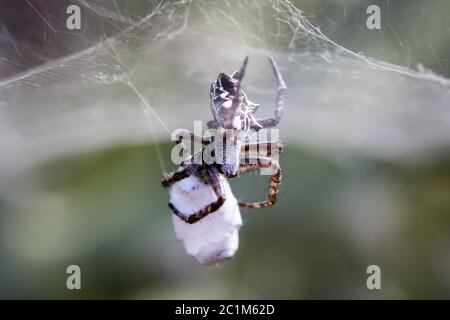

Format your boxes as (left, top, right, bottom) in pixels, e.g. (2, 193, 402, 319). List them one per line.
(1, 0, 450, 179)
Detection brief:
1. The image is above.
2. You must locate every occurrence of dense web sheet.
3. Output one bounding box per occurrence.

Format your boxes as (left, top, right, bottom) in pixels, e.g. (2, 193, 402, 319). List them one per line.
(1, 0, 450, 178)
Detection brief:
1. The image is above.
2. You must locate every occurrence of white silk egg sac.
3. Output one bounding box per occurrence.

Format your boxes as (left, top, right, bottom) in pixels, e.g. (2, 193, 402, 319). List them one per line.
(170, 175, 242, 265)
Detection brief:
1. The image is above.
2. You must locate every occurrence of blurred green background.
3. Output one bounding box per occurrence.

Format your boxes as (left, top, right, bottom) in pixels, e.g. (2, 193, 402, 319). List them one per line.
(0, 0, 450, 299)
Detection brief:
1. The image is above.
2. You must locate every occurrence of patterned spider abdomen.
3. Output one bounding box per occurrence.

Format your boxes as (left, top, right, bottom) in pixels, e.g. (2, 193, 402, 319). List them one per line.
(170, 175, 242, 265)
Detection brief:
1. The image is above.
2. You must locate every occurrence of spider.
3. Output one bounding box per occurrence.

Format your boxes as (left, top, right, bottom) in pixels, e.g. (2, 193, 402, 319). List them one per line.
(161, 56, 286, 224)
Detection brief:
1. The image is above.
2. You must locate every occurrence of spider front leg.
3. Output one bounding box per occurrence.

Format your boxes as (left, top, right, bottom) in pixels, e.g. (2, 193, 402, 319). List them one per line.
(238, 156, 282, 208)
(251, 57, 287, 130)
(161, 163, 199, 188)
(169, 167, 226, 224)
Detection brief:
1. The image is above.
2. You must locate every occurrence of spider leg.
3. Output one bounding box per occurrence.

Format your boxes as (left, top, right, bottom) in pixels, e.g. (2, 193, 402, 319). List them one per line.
(175, 129, 213, 146)
(169, 167, 226, 224)
(228, 56, 249, 123)
(241, 141, 283, 157)
(251, 57, 287, 130)
(174, 130, 213, 157)
(237, 156, 282, 208)
(161, 164, 198, 188)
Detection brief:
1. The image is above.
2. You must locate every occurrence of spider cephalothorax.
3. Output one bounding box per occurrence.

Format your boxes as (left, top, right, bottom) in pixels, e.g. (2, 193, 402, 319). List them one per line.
(162, 56, 286, 224)
(208, 57, 261, 133)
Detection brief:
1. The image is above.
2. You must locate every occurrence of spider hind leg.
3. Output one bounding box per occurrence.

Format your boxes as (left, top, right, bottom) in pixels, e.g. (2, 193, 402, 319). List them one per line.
(238, 156, 282, 208)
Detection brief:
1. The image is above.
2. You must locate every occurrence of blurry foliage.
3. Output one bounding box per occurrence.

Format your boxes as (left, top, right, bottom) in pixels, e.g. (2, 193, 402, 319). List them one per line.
(1, 143, 450, 298)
